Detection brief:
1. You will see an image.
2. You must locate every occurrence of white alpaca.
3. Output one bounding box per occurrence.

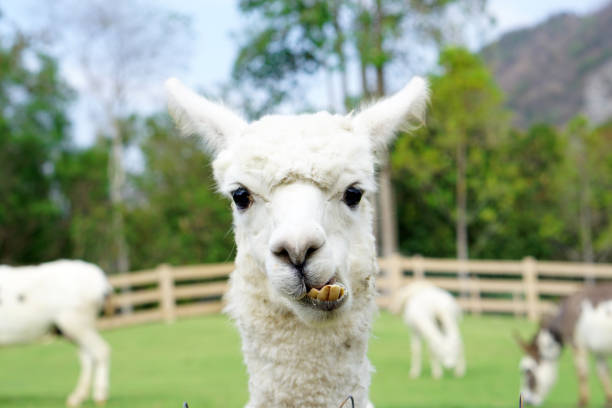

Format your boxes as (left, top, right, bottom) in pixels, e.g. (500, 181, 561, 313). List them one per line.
(0, 260, 112, 406)
(166, 77, 428, 407)
(390, 281, 465, 379)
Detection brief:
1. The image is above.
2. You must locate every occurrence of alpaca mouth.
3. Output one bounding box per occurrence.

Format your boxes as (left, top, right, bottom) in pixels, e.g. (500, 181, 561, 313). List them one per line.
(298, 277, 347, 311)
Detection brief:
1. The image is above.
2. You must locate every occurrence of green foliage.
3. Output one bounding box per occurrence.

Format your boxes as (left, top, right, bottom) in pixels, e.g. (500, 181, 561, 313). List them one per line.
(392, 47, 612, 262)
(476, 124, 570, 259)
(233, 0, 479, 111)
(392, 47, 509, 258)
(126, 115, 234, 269)
(54, 140, 113, 270)
(233, 0, 331, 113)
(0, 34, 73, 264)
(559, 116, 612, 261)
(0, 29, 234, 269)
(1, 5, 611, 269)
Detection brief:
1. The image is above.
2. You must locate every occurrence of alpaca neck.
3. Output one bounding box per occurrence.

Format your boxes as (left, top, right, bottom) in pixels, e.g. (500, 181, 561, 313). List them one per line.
(226, 257, 376, 408)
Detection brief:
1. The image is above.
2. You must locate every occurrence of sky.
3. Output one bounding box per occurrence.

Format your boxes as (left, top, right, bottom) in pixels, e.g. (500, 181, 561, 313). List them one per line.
(1, 0, 610, 147)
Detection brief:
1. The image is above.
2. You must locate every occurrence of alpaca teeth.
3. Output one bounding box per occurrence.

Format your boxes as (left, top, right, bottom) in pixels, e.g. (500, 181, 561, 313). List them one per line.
(306, 284, 345, 301)
(308, 288, 320, 299)
(317, 285, 330, 301)
(328, 285, 340, 301)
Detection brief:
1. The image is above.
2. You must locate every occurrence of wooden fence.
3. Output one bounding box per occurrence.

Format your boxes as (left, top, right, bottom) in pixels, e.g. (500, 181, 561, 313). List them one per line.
(378, 255, 612, 320)
(98, 255, 612, 329)
(98, 263, 233, 329)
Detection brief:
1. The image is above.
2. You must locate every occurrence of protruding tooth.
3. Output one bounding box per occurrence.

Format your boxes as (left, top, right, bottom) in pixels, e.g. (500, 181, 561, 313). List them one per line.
(339, 287, 345, 298)
(328, 285, 340, 302)
(317, 285, 330, 301)
(308, 288, 320, 299)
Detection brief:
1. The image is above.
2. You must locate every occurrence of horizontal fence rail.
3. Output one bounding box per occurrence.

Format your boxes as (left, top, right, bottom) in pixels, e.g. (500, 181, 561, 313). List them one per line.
(98, 256, 612, 329)
(98, 263, 233, 329)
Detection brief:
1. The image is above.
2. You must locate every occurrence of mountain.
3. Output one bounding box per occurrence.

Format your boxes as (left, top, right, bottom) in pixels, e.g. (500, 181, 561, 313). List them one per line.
(481, 2, 612, 128)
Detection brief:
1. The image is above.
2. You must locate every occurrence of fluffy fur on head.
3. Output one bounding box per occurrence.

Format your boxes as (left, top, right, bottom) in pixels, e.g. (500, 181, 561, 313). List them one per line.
(166, 77, 429, 407)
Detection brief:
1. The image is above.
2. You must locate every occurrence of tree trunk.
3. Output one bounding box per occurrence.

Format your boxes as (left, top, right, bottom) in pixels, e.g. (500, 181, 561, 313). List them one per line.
(378, 163, 398, 257)
(359, 61, 370, 99)
(375, 67, 397, 257)
(579, 186, 594, 264)
(375, 64, 385, 99)
(356, 0, 371, 100)
(578, 147, 594, 283)
(109, 118, 130, 275)
(324, 63, 336, 112)
(330, 3, 349, 110)
(373, 0, 385, 98)
(373, 0, 397, 257)
(456, 139, 469, 296)
(456, 140, 468, 262)
(108, 116, 131, 312)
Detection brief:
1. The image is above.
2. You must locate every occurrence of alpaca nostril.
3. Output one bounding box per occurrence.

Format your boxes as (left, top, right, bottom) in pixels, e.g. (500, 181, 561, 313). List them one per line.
(305, 245, 319, 260)
(272, 247, 291, 263)
(271, 242, 322, 267)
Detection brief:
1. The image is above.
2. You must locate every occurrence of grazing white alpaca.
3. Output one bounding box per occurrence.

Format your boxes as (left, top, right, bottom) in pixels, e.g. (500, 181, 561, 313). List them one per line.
(0, 260, 112, 406)
(166, 77, 428, 407)
(390, 281, 465, 379)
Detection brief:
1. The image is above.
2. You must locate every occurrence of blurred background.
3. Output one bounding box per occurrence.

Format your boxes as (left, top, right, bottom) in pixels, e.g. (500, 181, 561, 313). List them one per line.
(1, 1, 612, 407)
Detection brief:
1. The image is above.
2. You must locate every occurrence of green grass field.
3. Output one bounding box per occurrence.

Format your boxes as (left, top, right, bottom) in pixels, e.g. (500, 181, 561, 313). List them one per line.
(0, 312, 607, 407)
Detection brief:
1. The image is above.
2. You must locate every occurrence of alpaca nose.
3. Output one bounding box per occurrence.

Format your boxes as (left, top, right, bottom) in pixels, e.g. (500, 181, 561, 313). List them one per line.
(269, 225, 326, 268)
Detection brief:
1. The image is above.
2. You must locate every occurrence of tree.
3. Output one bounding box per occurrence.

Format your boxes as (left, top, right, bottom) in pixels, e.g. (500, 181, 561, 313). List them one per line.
(233, 0, 488, 256)
(0, 31, 73, 264)
(561, 117, 612, 264)
(54, 139, 113, 270)
(392, 47, 507, 264)
(39, 0, 192, 274)
(477, 124, 568, 260)
(125, 115, 234, 270)
(234, 0, 487, 112)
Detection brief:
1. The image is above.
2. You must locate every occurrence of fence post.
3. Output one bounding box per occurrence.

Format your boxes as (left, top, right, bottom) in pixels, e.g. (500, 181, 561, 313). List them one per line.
(512, 290, 521, 317)
(158, 264, 176, 324)
(412, 254, 425, 280)
(522, 257, 538, 321)
(470, 277, 482, 315)
(386, 253, 403, 303)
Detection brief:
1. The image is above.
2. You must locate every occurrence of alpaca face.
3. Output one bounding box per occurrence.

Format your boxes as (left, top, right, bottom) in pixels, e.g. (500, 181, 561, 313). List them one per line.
(436, 335, 462, 369)
(165, 77, 429, 325)
(518, 330, 561, 406)
(213, 114, 378, 324)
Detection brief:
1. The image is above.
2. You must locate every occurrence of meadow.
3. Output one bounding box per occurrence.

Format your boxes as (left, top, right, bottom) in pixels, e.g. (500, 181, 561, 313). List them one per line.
(0, 312, 606, 408)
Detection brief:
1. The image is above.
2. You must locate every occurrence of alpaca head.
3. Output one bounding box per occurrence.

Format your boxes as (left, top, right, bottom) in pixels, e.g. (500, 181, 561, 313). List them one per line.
(166, 78, 428, 325)
(515, 328, 562, 406)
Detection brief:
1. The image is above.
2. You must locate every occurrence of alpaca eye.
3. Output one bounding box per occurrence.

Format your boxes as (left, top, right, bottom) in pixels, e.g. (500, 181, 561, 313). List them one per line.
(231, 187, 253, 210)
(343, 186, 363, 208)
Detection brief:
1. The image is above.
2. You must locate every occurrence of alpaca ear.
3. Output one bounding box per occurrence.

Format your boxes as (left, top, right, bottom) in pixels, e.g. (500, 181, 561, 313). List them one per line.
(353, 76, 429, 152)
(165, 78, 247, 155)
(513, 330, 530, 353)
